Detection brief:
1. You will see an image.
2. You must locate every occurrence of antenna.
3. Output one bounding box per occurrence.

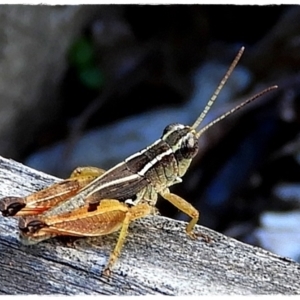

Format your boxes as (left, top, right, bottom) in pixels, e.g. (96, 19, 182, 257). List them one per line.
(195, 85, 278, 138)
(192, 46, 245, 130)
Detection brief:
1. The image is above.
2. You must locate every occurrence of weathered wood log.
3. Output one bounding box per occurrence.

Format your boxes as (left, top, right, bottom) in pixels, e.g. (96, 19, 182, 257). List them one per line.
(0, 156, 299, 295)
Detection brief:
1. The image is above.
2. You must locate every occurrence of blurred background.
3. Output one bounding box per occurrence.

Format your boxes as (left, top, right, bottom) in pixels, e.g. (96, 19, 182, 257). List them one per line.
(1, 5, 300, 262)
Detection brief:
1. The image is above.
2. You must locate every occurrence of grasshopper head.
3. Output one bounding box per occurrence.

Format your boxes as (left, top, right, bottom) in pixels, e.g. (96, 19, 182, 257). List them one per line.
(161, 123, 198, 177)
(162, 123, 199, 159)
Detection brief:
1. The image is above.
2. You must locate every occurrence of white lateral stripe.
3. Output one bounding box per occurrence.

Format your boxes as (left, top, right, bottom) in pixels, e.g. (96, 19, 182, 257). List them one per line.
(138, 148, 173, 176)
(83, 139, 163, 192)
(125, 139, 162, 162)
(82, 160, 126, 191)
(86, 174, 140, 197)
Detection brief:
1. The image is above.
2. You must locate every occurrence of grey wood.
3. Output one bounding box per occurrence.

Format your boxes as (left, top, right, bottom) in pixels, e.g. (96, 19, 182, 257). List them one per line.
(0, 156, 299, 295)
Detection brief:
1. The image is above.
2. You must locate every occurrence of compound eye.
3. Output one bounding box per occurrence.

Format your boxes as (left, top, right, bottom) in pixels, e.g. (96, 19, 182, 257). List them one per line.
(162, 123, 184, 136)
(180, 133, 199, 159)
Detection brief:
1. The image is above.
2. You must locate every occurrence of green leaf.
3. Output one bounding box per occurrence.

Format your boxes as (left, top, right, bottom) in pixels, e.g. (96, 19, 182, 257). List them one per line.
(69, 37, 95, 69)
(79, 66, 105, 90)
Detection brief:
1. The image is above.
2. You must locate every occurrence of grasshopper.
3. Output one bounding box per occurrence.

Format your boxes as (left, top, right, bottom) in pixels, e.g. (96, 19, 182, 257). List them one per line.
(0, 47, 277, 276)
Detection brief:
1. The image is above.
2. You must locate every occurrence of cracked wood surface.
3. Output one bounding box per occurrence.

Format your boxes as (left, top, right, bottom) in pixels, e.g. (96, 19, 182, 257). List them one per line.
(0, 156, 299, 295)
